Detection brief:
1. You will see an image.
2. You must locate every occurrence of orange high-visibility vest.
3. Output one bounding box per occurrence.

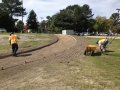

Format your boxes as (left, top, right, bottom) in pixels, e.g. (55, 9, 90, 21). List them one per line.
(9, 34, 17, 44)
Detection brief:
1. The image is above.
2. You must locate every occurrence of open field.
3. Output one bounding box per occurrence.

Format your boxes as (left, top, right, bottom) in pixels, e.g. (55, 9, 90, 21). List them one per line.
(0, 34, 120, 90)
(0, 33, 55, 55)
(84, 36, 120, 90)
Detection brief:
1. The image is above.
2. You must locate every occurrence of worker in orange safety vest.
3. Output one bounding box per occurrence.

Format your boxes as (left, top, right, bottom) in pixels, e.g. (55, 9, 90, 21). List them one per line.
(9, 32, 20, 56)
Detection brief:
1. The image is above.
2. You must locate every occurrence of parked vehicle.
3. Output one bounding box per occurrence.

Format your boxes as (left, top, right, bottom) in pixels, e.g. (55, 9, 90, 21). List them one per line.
(0, 28, 7, 32)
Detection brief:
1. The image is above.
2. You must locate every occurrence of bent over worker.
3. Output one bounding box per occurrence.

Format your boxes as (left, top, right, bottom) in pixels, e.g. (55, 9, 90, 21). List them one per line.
(9, 32, 20, 56)
(96, 39, 108, 52)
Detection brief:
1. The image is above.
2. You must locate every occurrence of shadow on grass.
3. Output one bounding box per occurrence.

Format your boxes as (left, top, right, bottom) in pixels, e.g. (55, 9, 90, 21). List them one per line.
(105, 50, 115, 52)
(93, 49, 115, 56)
(102, 50, 115, 55)
(93, 52, 102, 56)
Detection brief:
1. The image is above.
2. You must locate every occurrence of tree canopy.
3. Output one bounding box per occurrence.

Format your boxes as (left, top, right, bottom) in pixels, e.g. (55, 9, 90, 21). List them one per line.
(110, 13, 120, 25)
(0, 0, 27, 32)
(0, 1, 119, 33)
(26, 10, 39, 32)
(49, 4, 94, 33)
(0, 0, 26, 18)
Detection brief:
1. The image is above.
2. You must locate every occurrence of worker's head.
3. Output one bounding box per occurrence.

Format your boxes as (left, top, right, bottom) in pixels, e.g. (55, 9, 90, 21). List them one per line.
(95, 40, 98, 44)
(10, 32, 14, 36)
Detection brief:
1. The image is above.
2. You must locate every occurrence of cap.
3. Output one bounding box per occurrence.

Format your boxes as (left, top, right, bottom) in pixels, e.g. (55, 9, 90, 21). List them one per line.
(95, 40, 98, 44)
(10, 32, 14, 34)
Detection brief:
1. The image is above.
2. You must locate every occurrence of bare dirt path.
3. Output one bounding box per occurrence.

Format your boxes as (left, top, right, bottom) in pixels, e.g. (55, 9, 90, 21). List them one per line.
(0, 34, 76, 69)
(0, 34, 89, 90)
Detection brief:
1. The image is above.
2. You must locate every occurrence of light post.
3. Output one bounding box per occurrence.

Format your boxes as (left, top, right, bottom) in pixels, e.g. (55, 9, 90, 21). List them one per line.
(116, 9, 120, 35)
(22, 0, 23, 23)
(21, 0, 24, 33)
(116, 9, 120, 14)
(45, 21, 47, 32)
(39, 17, 43, 32)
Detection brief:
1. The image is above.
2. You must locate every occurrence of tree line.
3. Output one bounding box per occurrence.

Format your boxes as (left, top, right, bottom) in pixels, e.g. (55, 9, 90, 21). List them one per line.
(0, 0, 120, 33)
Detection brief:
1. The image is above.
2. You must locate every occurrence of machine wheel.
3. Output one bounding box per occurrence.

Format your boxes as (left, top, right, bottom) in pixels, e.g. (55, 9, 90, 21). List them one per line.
(84, 50, 87, 55)
(91, 51, 94, 56)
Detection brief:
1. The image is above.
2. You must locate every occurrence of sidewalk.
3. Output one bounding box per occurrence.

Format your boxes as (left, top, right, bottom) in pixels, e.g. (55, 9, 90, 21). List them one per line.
(84, 35, 120, 39)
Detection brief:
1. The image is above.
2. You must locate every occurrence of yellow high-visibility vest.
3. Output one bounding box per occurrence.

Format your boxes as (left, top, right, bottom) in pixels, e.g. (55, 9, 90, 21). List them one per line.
(98, 39, 106, 44)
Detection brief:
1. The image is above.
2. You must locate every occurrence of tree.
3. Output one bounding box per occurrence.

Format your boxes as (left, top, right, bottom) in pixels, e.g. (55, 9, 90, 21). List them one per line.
(0, 0, 26, 18)
(53, 11, 74, 29)
(95, 16, 107, 32)
(38, 20, 48, 33)
(46, 16, 51, 31)
(0, 0, 27, 32)
(15, 20, 24, 32)
(81, 4, 94, 19)
(93, 23, 99, 31)
(50, 4, 94, 33)
(0, 11, 12, 31)
(63, 5, 84, 32)
(26, 10, 39, 32)
(110, 13, 119, 25)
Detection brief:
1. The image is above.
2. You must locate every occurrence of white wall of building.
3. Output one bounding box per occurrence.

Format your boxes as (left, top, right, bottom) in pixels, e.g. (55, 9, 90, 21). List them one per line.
(62, 30, 74, 35)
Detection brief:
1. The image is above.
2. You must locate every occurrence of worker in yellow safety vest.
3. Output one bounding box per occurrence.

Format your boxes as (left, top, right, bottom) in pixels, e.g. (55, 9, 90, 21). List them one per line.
(96, 39, 108, 52)
(9, 32, 20, 56)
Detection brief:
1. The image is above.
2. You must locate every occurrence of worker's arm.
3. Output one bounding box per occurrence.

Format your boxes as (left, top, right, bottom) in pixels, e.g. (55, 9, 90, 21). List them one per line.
(9, 40, 11, 45)
(9, 36, 11, 45)
(98, 43, 102, 51)
(17, 35, 20, 39)
(100, 46, 101, 50)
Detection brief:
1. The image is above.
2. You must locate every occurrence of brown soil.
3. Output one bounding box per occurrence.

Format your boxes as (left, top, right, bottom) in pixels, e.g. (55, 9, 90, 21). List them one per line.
(0, 34, 90, 90)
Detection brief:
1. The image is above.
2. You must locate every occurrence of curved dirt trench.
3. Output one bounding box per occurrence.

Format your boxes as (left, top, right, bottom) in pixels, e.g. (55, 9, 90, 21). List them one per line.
(0, 34, 77, 70)
(0, 34, 90, 90)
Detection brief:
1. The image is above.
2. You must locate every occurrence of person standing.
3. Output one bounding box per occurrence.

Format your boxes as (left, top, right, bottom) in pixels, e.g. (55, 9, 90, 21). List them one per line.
(9, 32, 20, 56)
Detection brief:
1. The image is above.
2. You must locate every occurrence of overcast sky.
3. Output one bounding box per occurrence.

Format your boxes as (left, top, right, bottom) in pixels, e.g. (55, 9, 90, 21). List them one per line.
(0, 0, 120, 24)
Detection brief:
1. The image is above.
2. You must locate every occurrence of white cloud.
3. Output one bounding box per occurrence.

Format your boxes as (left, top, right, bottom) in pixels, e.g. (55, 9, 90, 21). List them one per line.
(0, 0, 120, 24)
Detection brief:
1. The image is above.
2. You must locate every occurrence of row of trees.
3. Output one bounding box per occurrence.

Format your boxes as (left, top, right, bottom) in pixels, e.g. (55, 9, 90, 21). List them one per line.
(0, 0, 120, 33)
(40, 5, 120, 33)
(40, 4, 94, 33)
(93, 14, 120, 33)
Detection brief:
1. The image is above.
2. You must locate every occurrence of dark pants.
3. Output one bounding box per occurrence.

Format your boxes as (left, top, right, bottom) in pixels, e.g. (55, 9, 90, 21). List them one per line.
(101, 41, 108, 52)
(103, 41, 108, 48)
(12, 43, 18, 55)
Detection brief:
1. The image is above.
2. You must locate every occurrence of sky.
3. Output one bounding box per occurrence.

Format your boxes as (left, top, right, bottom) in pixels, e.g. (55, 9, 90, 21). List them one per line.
(0, 0, 120, 24)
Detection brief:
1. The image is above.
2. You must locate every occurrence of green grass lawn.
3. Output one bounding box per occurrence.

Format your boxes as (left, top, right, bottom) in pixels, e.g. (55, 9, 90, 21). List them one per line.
(82, 37, 120, 89)
(23, 36, 119, 90)
(0, 33, 54, 53)
(0, 33, 120, 89)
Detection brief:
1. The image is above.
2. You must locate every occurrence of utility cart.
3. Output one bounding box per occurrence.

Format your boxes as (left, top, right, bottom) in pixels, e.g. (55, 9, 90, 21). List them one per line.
(84, 45, 96, 56)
